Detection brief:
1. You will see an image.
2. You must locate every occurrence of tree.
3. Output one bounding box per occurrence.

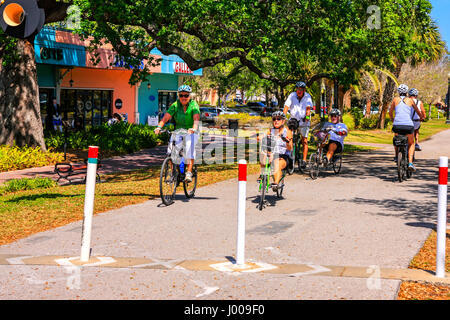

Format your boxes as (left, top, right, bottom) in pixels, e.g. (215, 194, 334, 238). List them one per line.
(0, 1, 71, 150)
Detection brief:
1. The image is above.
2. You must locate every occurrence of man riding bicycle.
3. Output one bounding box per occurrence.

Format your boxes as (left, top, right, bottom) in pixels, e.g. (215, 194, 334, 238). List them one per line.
(389, 84, 424, 172)
(283, 81, 313, 170)
(259, 111, 293, 192)
(154, 85, 200, 182)
(322, 109, 348, 165)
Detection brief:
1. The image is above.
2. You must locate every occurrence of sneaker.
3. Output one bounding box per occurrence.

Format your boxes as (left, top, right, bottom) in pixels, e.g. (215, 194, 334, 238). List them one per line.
(185, 171, 193, 182)
(407, 163, 416, 172)
(300, 160, 307, 169)
(394, 156, 398, 163)
(271, 183, 278, 192)
(415, 144, 422, 151)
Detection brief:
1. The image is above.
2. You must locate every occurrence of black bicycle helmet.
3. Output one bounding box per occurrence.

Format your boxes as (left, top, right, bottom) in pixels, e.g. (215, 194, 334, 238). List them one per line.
(295, 81, 306, 88)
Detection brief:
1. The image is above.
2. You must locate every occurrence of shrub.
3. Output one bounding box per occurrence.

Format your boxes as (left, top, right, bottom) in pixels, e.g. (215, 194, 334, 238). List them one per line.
(0, 177, 57, 193)
(216, 113, 271, 127)
(44, 123, 170, 155)
(423, 103, 439, 120)
(342, 113, 356, 131)
(0, 145, 64, 172)
(349, 107, 364, 128)
(359, 114, 379, 129)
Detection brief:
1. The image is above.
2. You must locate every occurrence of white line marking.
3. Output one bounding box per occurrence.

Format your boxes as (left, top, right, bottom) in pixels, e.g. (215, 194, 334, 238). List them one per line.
(6, 256, 34, 265)
(289, 264, 331, 277)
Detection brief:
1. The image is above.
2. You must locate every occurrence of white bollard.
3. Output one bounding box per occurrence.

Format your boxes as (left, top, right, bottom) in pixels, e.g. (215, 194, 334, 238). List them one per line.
(236, 159, 247, 266)
(436, 156, 448, 278)
(80, 146, 99, 262)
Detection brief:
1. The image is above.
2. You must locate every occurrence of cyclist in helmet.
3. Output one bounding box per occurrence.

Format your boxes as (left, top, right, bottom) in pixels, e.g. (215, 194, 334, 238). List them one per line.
(259, 110, 293, 191)
(322, 109, 348, 165)
(408, 88, 426, 151)
(283, 81, 313, 169)
(154, 85, 200, 182)
(389, 84, 424, 172)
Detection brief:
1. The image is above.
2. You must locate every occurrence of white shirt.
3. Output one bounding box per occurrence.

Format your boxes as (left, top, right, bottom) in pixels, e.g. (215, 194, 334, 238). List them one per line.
(284, 91, 313, 123)
(411, 98, 422, 121)
(325, 122, 348, 147)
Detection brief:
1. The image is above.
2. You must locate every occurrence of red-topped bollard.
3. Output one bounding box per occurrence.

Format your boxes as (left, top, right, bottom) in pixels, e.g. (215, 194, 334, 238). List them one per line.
(80, 146, 99, 262)
(436, 156, 448, 278)
(236, 160, 247, 266)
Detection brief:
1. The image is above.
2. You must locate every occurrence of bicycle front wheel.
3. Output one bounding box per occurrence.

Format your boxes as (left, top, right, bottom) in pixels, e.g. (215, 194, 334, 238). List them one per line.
(160, 157, 177, 206)
(332, 155, 342, 174)
(183, 165, 198, 198)
(309, 153, 320, 180)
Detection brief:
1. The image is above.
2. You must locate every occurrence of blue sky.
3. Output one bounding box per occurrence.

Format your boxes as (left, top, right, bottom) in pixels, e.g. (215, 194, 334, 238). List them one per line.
(429, 0, 450, 49)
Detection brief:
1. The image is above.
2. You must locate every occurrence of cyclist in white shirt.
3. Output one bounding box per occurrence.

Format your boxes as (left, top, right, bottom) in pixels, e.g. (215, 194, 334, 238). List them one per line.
(408, 88, 426, 151)
(283, 81, 313, 169)
(323, 109, 348, 165)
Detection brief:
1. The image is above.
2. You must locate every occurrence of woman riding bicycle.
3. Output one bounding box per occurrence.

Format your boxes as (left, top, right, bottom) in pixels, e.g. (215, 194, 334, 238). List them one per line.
(389, 84, 424, 172)
(154, 85, 200, 182)
(260, 111, 293, 192)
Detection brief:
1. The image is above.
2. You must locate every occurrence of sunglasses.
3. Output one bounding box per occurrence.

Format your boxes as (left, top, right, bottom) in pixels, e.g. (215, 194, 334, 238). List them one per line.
(179, 94, 190, 98)
(331, 115, 339, 118)
(272, 117, 283, 121)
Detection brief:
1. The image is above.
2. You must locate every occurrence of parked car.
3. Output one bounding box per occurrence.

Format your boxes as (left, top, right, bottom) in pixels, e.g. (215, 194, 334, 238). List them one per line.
(199, 106, 219, 123)
(245, 102, 274, 117)
(217, 107, 238, 115)
(232, 107, 260, 116)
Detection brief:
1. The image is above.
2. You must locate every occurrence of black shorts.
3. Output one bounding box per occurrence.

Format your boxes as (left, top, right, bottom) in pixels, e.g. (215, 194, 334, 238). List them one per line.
(392, 125, 414, 135)
(276, 154, 291, 163)
(324, 140, 343, 154)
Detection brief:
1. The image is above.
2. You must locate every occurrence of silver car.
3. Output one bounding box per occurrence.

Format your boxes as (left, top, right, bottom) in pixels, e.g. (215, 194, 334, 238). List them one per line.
(200, 107, 219, 123)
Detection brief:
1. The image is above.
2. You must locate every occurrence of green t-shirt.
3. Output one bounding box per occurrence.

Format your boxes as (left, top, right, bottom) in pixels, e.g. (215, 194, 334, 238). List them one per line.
(167, 100, 200, 129)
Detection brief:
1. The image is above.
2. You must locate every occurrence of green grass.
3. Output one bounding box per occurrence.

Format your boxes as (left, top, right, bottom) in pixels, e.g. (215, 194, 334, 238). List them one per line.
(346, 118, 449, 145)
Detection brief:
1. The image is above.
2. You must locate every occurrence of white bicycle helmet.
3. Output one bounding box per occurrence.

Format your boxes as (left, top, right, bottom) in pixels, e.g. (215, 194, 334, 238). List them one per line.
(295, 81, 306, 88)
(397, 84, 409, 96)
(271, 110, 286, 119)
(178, 85, 192, 93)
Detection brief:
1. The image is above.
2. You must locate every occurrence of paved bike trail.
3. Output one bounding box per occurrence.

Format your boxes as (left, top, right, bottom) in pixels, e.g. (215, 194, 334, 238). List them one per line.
(0, 129, 449, 300)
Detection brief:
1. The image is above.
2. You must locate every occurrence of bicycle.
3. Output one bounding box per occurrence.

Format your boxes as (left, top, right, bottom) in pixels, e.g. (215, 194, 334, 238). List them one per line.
(393, 134, 414, 182)
(287, 120, 310, 175)
(159, 129, 198, 206)
(308, 126, 343, 180)
(258, 135, 287, 211)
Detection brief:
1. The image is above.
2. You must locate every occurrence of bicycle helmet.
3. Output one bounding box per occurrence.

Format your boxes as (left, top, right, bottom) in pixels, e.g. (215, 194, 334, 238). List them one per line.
(408, 88, 419, 97)
(178, 85, 192, 93)
(397, 84, 409, 96)
(329, 109, 341, 117)
(295, 81, 306, 88)
(271, 110, 286, 119)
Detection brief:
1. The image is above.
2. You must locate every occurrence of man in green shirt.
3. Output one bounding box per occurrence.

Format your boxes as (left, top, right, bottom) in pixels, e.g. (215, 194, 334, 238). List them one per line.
(154, 85, 200, 182)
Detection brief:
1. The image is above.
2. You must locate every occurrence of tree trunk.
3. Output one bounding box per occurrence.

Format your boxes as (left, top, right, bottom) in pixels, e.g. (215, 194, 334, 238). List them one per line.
(365, 99, 372, 118)
(378, 63, 403, 129)
(0, 38, 47, 151)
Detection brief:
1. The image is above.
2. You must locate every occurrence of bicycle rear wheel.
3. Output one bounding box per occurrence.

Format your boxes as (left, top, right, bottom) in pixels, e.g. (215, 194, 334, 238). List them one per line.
(397, 150, 406, 182)
(309, 153, 320, 180)
(183, 165, 198, 198)
(160, 157, 177, 206)
(258, 175, 267, 211)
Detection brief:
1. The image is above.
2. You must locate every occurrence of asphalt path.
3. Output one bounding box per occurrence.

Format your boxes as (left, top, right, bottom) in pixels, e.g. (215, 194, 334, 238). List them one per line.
(0, 129, 449, 300)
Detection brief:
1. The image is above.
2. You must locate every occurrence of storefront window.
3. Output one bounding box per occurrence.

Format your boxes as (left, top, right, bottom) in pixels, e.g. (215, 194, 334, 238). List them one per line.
(158, 91, 177, 119)
(60, 89, 112, 129)
(38, 88, 55, 130)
